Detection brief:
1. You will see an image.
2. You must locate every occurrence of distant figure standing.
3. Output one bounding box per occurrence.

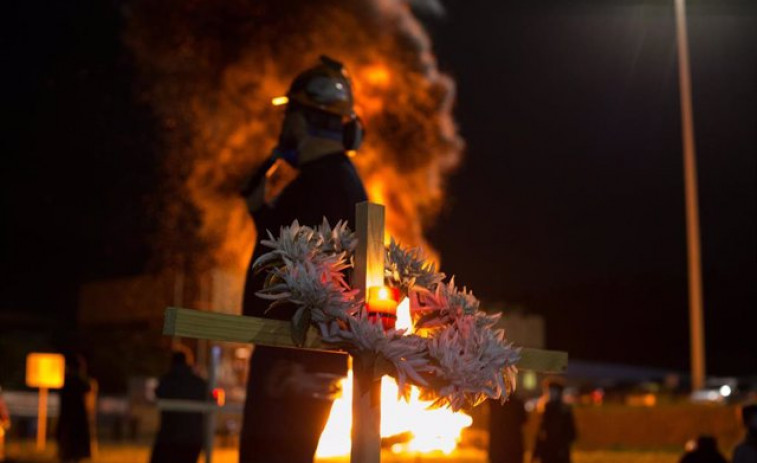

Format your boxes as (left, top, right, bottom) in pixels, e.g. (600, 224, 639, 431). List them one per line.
(150, 351, 208, 463)
(678, 435, 728, 463)
(56, 355, 91, 463)
(0, 385, 10, 462)
(733, 404, 757, 463)
(489, 395, 527, 463)
(532, 381, 576, 463)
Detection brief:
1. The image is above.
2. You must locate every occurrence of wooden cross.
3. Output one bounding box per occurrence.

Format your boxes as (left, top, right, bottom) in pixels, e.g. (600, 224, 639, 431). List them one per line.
(163, 201, 568, 462)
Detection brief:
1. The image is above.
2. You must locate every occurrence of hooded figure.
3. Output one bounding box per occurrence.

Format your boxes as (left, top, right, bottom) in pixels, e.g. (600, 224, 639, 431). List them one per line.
(56, 355, 91, 463)
(150, 351, 208, 463)
(733, 404, 757, 463)
(239, 56, 367, 463)
(532, 381, 576, 463)
(679, 435, 728, 463)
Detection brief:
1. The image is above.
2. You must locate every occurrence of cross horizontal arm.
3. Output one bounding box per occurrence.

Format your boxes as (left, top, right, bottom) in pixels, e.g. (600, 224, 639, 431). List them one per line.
(517, 347, 567, 374)
(163, 307, 567, 373)
(163, 306, 326, 350)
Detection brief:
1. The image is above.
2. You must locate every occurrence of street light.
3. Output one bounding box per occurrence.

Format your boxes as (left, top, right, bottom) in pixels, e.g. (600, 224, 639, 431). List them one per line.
(674, 0, 706, 391)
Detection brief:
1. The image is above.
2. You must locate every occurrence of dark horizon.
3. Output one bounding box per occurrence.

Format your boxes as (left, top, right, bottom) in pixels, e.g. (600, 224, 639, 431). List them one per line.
(2, 0, 755, 377)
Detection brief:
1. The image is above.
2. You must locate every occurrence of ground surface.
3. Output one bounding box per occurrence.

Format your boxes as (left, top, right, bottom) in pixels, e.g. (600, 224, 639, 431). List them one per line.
(4, 441, 681, 463)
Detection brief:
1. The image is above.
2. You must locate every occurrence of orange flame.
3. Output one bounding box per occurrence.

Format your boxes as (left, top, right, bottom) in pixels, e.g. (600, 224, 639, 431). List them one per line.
(315, 298, 472, 458)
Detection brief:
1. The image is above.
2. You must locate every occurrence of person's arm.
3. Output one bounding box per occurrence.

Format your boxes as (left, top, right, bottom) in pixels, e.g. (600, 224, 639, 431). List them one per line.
(242, 158, 275, 214)
(243, 151, 300, 215)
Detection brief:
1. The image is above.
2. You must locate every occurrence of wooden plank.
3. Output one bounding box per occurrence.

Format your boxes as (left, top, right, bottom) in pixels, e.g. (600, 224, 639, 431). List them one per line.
(519, 347, 568, 374)
(163, 307, 568, 373)
(163, 307, 325, 350)
(351, 202, 386, 463)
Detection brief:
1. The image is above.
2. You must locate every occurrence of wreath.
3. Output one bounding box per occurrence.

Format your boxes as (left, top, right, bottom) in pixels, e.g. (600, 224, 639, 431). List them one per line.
(253, 219, 520, 411)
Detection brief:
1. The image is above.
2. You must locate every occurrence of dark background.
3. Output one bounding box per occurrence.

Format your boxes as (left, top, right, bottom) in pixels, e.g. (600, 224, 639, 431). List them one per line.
(2, 1, 755, 376)
(427, 0, 756, 375)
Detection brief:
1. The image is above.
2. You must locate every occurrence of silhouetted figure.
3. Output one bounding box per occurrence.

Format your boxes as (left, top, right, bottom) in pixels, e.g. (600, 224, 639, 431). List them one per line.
(679, 436, 727, 463)
(239, 56, 367, 463)
(150, 351, 208, 463)
(56, 355, 91, 463)
(0, 385, 10, 462)
(733, 404, 757, 463)
(489, 395, 527, 463)
(532, 381, 576, 463)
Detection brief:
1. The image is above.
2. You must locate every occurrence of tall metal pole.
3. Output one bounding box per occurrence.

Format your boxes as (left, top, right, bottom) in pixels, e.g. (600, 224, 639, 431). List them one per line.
(674, 0, 706, 391)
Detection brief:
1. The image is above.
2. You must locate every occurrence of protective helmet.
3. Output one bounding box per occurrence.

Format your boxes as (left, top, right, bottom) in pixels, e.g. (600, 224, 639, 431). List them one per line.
(286, 55, 355, 117)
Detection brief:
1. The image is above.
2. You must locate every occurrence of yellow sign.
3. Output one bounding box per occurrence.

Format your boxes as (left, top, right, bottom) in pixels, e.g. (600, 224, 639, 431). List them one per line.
(25, 353, 65, 389)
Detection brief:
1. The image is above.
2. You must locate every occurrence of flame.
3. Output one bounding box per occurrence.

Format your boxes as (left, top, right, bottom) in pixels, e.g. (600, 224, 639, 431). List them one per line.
(361, 64, 391, 88)
(395, 297, 414, 334)
(315, 298, 472, 458)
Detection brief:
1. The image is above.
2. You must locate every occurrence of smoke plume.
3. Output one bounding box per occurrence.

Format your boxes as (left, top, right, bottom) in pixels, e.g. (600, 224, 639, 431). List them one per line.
(126, 0, 464, 278)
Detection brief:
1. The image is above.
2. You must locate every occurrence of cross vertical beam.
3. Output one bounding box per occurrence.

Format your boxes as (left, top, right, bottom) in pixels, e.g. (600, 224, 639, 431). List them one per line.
(354, 201, 386, 296)
(351, 202, 385, 463)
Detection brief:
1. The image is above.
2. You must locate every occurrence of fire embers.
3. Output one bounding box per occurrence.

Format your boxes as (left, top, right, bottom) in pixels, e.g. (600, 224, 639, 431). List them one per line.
(127, 0, 464, 275)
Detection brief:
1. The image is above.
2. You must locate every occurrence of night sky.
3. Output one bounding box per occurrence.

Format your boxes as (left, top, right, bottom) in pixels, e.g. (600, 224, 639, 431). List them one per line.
(2, 1, 755, 375)
(426, 0, 756, 375)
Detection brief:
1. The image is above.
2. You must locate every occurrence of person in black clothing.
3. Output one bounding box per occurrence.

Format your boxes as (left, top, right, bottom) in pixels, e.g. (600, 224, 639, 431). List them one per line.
(489, 395, 528, 463)
(679, 435, 728, 463)
(238, 56, 368, 463)
(56, 355, 91, 463)
(733, 404, 757, 463)
(150, 351, 208, 463)
(532, 381, 576, 463)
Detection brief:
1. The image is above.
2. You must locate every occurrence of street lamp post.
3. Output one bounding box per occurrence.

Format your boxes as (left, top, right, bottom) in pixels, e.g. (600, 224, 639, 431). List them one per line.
(674, 0, 706, 391)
